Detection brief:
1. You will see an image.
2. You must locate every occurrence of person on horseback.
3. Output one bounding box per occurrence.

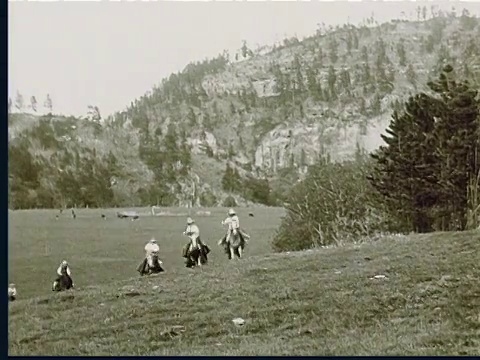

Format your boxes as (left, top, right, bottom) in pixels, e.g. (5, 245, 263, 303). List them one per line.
(53, 260, 75, 290)
(182, 217, 210, 265)
(182, 217, 200, 255)
(8, 283, 17, 301)
(137, 238, 163, 275)
(218, 208, 250, 252)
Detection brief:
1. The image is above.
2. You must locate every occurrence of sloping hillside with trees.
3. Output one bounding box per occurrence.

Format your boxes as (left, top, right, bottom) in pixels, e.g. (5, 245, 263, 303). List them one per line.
(8, 8, 480, 209)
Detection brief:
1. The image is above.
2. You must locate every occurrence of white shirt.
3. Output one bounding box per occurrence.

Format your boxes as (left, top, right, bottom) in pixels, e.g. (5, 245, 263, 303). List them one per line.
(184, 224, 200, 238)
(145, 242, 160, 256)
(222, 215, 240, 231)
(57, 265, 71, 276)
(8, 286, 16, 298)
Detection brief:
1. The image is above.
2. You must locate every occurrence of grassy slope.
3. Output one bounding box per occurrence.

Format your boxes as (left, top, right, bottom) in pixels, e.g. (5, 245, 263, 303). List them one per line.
(8, 209, 480, 356)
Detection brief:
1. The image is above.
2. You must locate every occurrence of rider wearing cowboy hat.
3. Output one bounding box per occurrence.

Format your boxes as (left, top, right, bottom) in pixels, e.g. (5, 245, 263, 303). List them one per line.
(182, 217, 208, 258)
(144, 238, 160, 266)
(8, 283, 17, 301)
(55, 260, 75, 288)
(219, 208, 250, 254)
(137, 238, 163, 275)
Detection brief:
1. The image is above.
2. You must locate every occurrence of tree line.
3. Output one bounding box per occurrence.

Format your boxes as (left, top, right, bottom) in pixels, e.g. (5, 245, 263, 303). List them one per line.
(8, 92, 53, 113)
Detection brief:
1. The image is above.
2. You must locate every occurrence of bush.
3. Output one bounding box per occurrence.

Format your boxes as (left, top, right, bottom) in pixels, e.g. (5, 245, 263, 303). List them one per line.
(200, 189, 217, 207)
(222, 195, 237, 208)
(242, 176, 274, 206)
(272, 157, 387, 252)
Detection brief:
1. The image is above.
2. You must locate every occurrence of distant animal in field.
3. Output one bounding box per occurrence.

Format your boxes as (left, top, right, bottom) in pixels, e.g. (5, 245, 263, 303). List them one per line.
(248, 213, 254, 217)
(117, 211, 139, 220)
(101, 214, 106, 219)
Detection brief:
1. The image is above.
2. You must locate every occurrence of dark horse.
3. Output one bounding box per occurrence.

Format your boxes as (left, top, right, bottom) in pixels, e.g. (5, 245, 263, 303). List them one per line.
(137, 253, 165, 276)
(183, 237, 210, 268)
(219, 231, 246, 260)
(52, 271, 74, 292)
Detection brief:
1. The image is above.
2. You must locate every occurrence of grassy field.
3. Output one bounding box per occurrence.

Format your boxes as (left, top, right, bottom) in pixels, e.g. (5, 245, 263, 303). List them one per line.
(8, 207, 480, 356)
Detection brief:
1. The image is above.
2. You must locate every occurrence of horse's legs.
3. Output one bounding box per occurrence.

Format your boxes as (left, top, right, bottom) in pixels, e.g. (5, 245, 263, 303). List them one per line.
(237, 245, 243, 258)
(197, 250, 202, 267)
(229, 246, 235, 260)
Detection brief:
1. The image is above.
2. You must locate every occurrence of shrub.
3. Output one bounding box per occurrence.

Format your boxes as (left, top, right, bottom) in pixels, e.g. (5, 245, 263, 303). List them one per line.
(272, 157, 387, 252)
(200, 189, 217, 207)
(222, 195, 237, 208)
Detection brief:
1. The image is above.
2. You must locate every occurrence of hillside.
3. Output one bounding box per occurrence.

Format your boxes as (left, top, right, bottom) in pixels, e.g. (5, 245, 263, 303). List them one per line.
(9, 230, 480, 356)
(8, 12, 480, 209)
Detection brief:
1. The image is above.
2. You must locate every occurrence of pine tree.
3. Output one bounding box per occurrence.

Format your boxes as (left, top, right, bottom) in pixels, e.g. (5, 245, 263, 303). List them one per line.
(222, 163, 240, 192)
(396, 39, 407, 67)
(30, 96, 38, 112)
(327, 66, 337, 100)
(368, 94, 439, 232)
(44, 94, 53, 113)
(15, 91, 24, 111)
(427, 65, 480, 230)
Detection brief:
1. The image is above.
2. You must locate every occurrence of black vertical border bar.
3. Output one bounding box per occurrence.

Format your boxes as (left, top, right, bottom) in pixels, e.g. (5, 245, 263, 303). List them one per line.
(1, 0, 8, 357)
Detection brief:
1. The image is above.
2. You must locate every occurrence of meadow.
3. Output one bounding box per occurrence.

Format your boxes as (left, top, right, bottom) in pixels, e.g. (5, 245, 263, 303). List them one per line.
(8, 207, 284, 298)
(8, 207, 480, 356)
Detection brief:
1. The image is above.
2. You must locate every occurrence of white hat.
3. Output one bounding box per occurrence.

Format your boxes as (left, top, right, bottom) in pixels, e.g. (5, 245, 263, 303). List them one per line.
(228, 208, 236, 215)
(149, 238, 157, 243)
(61, 260, 68, 266)
(186, 217, 194, 224)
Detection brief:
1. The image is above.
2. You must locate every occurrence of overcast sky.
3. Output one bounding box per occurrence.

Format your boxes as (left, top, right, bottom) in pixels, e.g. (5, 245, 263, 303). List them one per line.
(8, 1, 480, 117)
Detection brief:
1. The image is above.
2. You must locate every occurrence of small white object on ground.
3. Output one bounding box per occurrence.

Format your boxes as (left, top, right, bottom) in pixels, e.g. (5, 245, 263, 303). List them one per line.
(370, 274, 388, 280)
(152, 285, 159, 290)
(232, 317, 245, 326)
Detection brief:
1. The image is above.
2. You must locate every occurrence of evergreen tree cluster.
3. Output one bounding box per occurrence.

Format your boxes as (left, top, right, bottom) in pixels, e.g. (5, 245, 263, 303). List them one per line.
(369, 65, 480, 232)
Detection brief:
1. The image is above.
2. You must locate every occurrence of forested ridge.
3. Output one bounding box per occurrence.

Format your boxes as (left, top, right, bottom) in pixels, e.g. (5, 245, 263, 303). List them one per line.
(8, 10, 480, 214)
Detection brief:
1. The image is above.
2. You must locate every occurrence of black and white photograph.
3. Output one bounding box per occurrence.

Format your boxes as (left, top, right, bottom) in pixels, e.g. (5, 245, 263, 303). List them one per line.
(8, 0, 480, 356)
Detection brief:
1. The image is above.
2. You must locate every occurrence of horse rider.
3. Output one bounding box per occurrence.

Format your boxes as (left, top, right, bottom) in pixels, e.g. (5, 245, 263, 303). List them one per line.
(8, 283, 17, 301)
(138, 238, 162, 274)
(218, 208, 250, 250)
(56, 260, 75, 288)
(182, 217, 208, 258)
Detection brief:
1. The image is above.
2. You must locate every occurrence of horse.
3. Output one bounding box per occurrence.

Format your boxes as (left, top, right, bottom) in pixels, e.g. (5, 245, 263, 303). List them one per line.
(137, 252, 165, 276)
(52, 271, 74, 292)
(184, 237, 210, 268)
(223, 230, 245, 260)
